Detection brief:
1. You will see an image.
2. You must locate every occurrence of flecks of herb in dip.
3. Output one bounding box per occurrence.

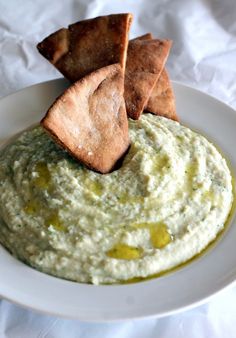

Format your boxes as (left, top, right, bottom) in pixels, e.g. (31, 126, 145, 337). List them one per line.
(0, 114, 233, 284)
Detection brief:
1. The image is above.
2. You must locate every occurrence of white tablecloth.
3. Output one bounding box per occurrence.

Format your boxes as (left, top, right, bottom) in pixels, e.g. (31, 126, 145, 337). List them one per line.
(0, 0, 236, 336)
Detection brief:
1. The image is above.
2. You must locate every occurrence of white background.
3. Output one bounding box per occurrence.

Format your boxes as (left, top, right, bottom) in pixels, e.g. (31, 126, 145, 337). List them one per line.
(0, 0, 236, 336)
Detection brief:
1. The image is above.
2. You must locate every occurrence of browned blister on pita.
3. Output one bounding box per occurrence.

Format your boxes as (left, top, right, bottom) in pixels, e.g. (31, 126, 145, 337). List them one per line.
(125, 38, 172, 120)
(146, 68, 178, 121)
(37, 13, 132, 82)
(41, 64, 130, 174)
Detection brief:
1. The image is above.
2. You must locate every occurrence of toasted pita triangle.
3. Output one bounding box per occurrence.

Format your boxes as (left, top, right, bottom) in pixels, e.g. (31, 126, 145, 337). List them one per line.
(133, 33, 178, 121)
(37, 14, 132, 82)
(125, 38, 172, 120)
(41, 64, 130, 174)
(146, 68, 178, 121)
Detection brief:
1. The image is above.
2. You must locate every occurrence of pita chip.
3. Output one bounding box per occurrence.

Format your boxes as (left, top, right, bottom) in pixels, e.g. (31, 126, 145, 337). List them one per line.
(132, 33, 178, 121)
(125, 38, 172, 120)
(37, 13, 132, 82)
(41, 64, 130, 174)
(146, 68, 178, 121)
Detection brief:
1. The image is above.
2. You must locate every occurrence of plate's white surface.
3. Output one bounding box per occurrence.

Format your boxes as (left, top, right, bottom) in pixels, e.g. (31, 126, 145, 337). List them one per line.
(0, 80, 235, 322)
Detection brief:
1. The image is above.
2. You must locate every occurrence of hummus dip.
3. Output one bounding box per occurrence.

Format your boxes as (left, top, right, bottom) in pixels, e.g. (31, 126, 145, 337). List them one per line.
(0, 114, 233, 284)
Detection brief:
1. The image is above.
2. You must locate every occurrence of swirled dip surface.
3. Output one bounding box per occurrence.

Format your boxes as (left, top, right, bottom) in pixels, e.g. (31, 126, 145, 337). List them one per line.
(0, 115, 233, 284)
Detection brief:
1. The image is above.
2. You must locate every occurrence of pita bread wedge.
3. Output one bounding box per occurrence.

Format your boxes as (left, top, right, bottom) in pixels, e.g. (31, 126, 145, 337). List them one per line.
(132, 33, 178, 121)
(41, 64, 130, 174)
(146, 68, 178, 121)
(125, 38, 172, 120)
(37, 13, 132, 82)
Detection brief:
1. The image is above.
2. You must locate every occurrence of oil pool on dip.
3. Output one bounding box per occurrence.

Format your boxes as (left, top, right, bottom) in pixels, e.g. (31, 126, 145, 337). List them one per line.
(0, 114, 233, 284)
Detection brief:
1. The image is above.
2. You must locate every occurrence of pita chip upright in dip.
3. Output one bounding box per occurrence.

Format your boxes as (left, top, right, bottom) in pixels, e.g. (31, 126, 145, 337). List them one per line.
(132, 33, 178, 121)
(41, 64, 130, 173)
(124, 38, 172, 119)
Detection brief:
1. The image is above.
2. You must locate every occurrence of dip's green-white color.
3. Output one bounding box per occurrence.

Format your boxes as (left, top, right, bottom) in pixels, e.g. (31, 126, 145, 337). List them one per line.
(0, 115, 233, 284)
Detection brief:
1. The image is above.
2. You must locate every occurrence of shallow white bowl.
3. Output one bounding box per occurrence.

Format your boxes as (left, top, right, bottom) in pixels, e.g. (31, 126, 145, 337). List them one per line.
(0, 80, 235, 321)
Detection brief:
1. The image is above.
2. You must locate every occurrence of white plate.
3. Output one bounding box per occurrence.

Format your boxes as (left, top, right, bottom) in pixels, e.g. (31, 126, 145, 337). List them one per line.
(0, 80, 236, 322)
